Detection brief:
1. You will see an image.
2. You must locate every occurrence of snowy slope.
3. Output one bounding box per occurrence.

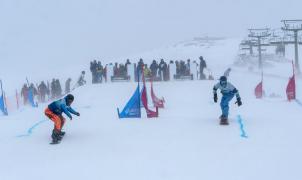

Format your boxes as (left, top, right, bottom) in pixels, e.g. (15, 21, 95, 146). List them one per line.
(1, 79, 302, 180)
(0, 37, 302, 180)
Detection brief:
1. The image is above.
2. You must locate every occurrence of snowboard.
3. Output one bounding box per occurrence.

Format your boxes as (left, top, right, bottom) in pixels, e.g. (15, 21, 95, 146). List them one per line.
(220, 122, 229, 125)
(50, 141, 61, 145)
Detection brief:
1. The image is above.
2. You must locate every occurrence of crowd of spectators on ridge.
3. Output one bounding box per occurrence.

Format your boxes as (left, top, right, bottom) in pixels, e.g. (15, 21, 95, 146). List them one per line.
(18, 56, 208, 106)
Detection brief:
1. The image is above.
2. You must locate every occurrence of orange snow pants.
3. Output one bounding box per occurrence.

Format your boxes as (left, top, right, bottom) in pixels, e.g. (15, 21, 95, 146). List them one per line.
(44, 108, 65, 131)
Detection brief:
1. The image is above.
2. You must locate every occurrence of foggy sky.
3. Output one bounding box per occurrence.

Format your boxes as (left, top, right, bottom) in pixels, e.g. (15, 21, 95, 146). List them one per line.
(0, 0, 301, 61)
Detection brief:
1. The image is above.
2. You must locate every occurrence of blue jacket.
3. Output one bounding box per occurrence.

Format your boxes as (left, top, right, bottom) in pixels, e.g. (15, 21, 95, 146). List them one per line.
(48, 97, 78, 119)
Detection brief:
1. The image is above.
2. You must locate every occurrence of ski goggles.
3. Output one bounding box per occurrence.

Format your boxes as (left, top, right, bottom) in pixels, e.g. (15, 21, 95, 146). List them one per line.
(220, 81, 227, 86)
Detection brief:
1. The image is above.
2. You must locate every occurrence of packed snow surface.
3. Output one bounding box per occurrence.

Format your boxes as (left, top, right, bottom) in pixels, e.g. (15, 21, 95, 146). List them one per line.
(0, 38, 301, 180)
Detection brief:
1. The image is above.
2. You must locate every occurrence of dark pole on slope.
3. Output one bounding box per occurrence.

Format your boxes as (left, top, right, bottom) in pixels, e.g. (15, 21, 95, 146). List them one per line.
(137, 63, 140, 110)
(281, 20, 302, 74)
(294, 30, 299, 73)
(257, 37, 262, 69)
(248, 28, 271, 69)
(0, 79, 8, 115)
(0, 79, 4, 97)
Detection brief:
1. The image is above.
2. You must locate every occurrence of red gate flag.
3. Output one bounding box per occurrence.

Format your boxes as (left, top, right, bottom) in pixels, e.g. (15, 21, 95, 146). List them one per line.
(286, 61, 296, 101)
(141, 66, 158, 118)
(286, 75, 296, 101)
(255, 81, 263, 99)
(141, 85, 158, 118)
(150, 80, 165, 108)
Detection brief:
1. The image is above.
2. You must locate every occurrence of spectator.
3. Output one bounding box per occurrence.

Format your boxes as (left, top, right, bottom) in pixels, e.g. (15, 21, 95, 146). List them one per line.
(51, 79, 56, 99)
(97, 61, 103, 83)
(125, 59, 131, 74)
(136, 58, 144, 80)
(159, 59, 168, 81)
(77, 71, 86, 87)
(179, 61, 186, 76)
(143, 64, 151, 77)
(65, 78, 72, 94)
(186, 59, 191, 75)
(119, 64, 127, 77)
(125, 59, 131, 68)
(199, 56, 207, 80)
(55, 79, 62, 97)
(150, 60, 158, 78)
(114, 62, 119, 76)
(38, 81, 48, 103)
(21, 84, 29, 105)
(90, 60, 98, 84)
(175, 60, 180, 75)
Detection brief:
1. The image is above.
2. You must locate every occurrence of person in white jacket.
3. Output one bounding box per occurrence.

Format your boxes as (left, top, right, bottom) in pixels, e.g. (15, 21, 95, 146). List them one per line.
(213, 76, 242, 125)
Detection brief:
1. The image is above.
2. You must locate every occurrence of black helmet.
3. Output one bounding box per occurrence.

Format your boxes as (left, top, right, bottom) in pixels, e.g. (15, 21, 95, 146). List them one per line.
(219, 76, 227, 82)
(219, 76, 227, 87)
(65, 94, 74, 104)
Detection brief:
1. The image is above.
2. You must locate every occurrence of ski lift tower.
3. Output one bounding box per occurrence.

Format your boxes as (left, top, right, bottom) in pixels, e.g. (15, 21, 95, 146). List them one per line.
(248, 28, 271, 69)
(281, 20, 302, 74)
(240, 39, 257, 55)
(269, 29, 286, 56)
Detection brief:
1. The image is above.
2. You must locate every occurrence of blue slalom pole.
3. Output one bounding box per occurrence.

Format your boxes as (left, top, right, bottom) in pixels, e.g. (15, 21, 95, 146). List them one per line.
(237, 115, 248, 138)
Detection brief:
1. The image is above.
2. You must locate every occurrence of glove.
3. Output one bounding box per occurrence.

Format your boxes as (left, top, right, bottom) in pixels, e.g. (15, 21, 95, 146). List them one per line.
(236, 98, 242, 106)
(214, 93, 218, 103)
(76, 112, 80, 116)
(69, 116, 73, 120)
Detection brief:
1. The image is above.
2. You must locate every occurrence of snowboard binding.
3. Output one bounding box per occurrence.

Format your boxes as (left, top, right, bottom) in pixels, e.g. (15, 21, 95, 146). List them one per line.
(219, 116, 229, 125)
(50, 129, 65, 144)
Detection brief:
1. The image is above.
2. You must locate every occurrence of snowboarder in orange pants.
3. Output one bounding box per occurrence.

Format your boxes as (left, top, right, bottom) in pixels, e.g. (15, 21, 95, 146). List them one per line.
(45, 94, 80, 143)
